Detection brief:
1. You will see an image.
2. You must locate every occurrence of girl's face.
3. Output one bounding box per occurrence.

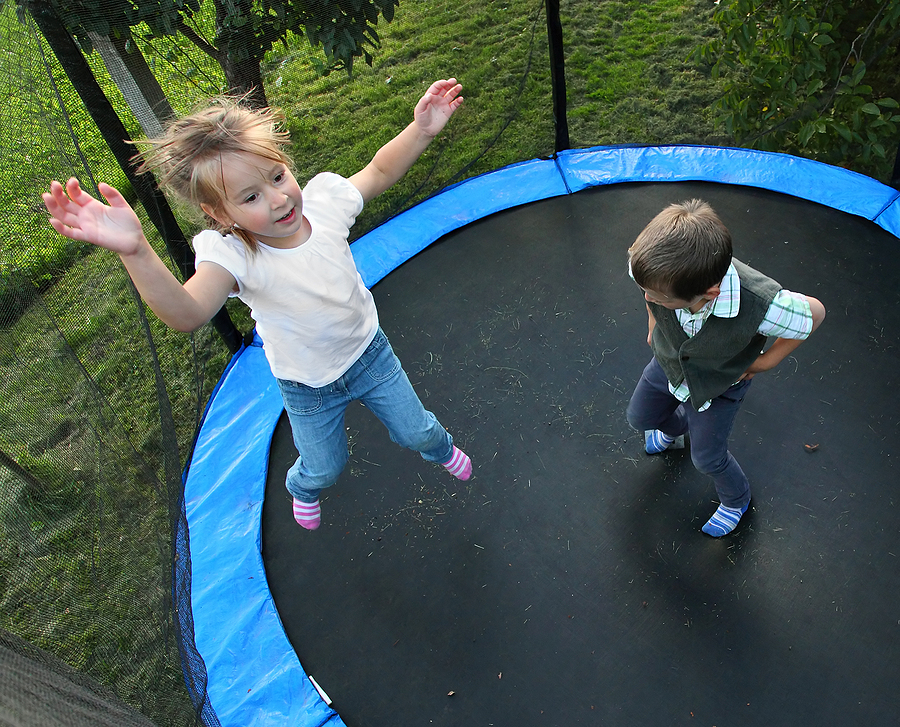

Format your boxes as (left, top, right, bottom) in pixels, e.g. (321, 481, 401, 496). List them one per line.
(204, 152, 310, 248)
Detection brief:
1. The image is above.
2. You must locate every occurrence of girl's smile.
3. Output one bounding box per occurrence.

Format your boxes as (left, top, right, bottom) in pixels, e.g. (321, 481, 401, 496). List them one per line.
(276, 208, 297, 224)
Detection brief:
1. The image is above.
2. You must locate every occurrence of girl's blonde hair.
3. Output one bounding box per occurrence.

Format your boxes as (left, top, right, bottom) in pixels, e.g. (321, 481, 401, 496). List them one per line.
(628, 199, 732, 300)
(136, 96, 292, 252)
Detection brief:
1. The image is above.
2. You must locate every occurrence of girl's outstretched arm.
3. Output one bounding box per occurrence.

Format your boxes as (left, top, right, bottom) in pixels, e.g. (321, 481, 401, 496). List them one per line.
(44, 178, 236, 332)
(349, 78, 463, 203)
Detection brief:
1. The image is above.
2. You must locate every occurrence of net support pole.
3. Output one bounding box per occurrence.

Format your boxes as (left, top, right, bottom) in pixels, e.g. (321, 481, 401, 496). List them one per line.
(891, 142, 900, 190)
(545, 0, 570, 153)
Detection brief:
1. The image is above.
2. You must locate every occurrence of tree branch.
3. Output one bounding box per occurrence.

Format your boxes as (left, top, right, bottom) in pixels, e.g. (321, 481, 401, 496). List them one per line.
(177, 18, 224, 64)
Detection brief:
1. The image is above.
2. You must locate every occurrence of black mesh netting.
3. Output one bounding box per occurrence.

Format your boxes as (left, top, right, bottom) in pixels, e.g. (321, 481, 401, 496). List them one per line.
(0, 629, 157, 727)
(0, 0, 555, 723)
(0, 4, 228, 724)
(0, 0, 781, 723)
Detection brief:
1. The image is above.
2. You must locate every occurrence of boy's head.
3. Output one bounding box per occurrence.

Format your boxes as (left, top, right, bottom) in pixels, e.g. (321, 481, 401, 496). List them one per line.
(628, 199, 732, 303)
(136, 97, 293, 247)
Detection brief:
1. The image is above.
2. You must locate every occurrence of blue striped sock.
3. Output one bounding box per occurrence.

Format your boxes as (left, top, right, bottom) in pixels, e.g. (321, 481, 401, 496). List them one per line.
(645, 429, 675, 454)
(702, 503, 748, 537)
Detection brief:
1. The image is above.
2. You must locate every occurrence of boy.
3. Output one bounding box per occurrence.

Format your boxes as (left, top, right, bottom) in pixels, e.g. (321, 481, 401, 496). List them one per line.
(625, 199, 825, 537)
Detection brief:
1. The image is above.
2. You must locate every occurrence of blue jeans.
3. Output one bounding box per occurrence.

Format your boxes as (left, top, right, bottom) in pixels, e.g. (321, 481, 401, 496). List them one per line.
(276, 328, 454, 503)
(626, 357, 753, 509)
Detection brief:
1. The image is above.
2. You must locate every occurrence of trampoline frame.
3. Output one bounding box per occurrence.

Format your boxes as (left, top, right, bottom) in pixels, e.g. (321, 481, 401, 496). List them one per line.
(178, 144, 900, 726)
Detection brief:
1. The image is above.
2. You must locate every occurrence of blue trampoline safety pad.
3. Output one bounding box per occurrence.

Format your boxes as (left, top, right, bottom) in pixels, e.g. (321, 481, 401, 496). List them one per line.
(351, 156, 569, 288)
(183, 335, 344, 727)
(181, 145, 900, 726)
(557, 146, 900, 227)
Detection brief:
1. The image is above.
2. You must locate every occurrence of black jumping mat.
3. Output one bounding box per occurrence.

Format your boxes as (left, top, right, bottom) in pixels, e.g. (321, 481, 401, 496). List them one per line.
(262, 181, 899, 726)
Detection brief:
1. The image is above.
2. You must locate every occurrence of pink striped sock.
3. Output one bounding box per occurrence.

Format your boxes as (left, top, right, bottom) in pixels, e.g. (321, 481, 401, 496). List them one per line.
(292, 498, 321, 530)
(442, 446, 472, 481)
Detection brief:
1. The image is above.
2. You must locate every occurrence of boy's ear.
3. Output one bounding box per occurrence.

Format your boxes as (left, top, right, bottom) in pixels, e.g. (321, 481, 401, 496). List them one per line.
(702, 282, 722, 301)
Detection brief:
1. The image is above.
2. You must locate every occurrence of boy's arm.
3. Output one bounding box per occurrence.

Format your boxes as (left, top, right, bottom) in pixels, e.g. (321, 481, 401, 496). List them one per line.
(348, 79, 463, 203)
(741, 294, 826, 379)
(44, 179, 235, 332)
(645, 304, 656, 346)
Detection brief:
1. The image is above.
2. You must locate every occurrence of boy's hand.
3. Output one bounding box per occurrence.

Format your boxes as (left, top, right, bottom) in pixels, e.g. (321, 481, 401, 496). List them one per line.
(646, 304, 657, 346)
(740, 340, 799, 380)
(414, 78, 464, 137)
(43, 179, 147, 257)
(739, 295, 825, 381)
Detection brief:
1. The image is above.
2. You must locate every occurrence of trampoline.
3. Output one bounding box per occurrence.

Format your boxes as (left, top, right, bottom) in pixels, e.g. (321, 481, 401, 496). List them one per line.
(181, 146, 900, 726)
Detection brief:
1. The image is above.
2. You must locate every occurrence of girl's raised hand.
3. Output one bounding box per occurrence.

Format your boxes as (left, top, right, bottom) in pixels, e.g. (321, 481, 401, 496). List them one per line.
(43, 178, 146, 256)
(414, 78, 463, 137)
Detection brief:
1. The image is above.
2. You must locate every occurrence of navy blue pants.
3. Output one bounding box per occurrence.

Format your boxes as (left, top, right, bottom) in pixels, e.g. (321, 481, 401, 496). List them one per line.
(626, 357, 753, 509)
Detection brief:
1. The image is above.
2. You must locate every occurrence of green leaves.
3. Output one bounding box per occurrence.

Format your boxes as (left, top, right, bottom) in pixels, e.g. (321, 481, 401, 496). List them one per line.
(25, 0, 401, 101)
(298, 0, 399, 74)
(694, 0, 900, 178)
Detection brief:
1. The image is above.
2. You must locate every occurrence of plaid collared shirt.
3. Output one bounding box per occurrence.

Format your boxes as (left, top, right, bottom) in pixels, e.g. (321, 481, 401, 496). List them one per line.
(669, 263, 813, 410)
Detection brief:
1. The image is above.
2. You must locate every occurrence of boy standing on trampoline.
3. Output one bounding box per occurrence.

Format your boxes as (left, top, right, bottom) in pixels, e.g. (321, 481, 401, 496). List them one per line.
(43, 78, 471, 531)
(626, 199, 825, 537)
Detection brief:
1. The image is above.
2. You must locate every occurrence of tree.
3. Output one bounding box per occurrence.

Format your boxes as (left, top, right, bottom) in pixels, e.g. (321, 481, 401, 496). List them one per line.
(87, 30, 175, 137)
(693, 0, 900, 178)
(24, 0, 401, 108)
(23, 0, 244, 353)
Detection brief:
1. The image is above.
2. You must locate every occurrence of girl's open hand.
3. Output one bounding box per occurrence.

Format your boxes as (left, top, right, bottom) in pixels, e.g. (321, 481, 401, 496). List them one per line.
(43, 179, 146, 256)
(414, 78, 463, 137)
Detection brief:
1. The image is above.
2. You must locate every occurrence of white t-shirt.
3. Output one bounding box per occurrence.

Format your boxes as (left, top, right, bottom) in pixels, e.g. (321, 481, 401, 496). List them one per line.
(193, 172, 379, 387)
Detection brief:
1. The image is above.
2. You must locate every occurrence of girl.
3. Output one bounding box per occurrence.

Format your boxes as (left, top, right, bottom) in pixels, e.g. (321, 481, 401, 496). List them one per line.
(43, 78, 471, 530)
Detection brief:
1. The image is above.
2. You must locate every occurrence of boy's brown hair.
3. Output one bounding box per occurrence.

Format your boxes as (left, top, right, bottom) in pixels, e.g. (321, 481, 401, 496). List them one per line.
(628, 199, 732, 300)
(135, 96, 293, 253)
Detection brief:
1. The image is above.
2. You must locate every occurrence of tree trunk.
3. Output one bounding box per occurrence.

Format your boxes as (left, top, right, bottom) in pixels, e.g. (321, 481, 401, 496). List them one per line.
(110, 34, 175, 125)
(26, 3, 243, 354)
(220, 53, 268, 108)
(213, 0, 268, 108)
(87, 31, 172, 138)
